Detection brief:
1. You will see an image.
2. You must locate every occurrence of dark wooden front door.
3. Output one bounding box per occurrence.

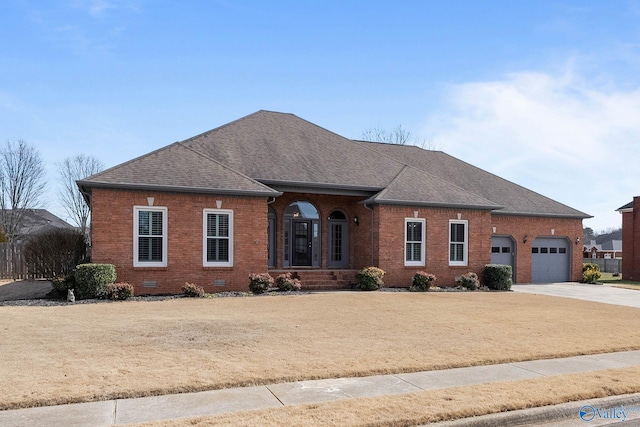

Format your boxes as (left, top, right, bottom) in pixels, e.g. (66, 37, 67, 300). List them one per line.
(292, 220, 312, 266)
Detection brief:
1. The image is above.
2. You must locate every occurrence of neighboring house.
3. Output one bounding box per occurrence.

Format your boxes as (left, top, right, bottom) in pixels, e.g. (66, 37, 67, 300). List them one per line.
(617, 199, 640, 280)
(77, 111, 590, 294)
(0, 209, 74, 243)
(582, 232, 623, 259)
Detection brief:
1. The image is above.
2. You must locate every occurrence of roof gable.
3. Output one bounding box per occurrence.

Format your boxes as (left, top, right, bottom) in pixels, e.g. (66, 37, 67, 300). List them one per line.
(366, 166, 500, 209)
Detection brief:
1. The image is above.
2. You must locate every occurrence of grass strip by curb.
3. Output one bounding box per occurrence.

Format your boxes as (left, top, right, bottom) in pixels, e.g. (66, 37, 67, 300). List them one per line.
(129, 367, 640, 427)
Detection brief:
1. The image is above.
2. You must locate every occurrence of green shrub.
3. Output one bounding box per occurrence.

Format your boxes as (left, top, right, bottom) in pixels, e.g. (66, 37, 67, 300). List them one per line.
(582, 263, 602, 284)
(410, 271, 436, 292)
(482, 264, 512, 291)
(182, 282, 205, 297)
(105, 282, 134, 300)
(356, 267, 385, 291)
(457, 272, 480, 290)
(249, 273, 274, 294)
(74, 264, 116, 299)
(275, 272, 302, 292)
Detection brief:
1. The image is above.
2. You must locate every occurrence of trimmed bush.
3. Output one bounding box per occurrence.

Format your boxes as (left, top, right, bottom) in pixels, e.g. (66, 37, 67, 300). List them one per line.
(275, 272, 302, 292)
(105, 282, 134, 300)
(182, 282, 205, 297)
(356, 267, 385, 291)
(482, 264, 512, 291)
(457, 272, 480, 290)
(74, 264, 116, 299)
(582, 263, 602, 284)
(410, 271, 436, 292)
(249, 273, 274, 294)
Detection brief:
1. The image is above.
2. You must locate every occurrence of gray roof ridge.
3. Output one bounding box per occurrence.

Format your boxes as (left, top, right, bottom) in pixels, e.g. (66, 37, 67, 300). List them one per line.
(357, 141, 502, 209)
(175, 142, 278, 194)
(353, 139, 444, 154)
(369, 164, 410, 202)
(179, 110, 296, 146)
(371, 164, 502, 209)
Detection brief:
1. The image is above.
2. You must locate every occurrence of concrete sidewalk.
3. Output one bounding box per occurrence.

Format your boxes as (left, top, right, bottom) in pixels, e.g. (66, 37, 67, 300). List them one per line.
(1, 350, 640, 427)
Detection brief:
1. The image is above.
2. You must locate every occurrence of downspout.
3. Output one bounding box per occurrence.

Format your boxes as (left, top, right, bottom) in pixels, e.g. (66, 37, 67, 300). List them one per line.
(363, 202, 374, 266)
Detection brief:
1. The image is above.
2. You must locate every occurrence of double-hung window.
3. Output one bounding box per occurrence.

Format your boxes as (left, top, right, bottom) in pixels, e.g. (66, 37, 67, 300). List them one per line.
(449, 220, 468, 266)
(134, 206, 167, 267)
(405, 218, 425, 266)
(203, 209, 233, 267)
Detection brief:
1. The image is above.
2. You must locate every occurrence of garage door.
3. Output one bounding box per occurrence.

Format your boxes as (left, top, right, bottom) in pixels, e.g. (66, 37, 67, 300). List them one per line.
(531, 237, 570, 283)
(491, 236, 515, 281)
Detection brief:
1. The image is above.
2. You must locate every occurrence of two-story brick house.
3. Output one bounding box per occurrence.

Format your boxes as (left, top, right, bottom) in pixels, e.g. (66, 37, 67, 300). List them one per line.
(78, 111, 590, 294)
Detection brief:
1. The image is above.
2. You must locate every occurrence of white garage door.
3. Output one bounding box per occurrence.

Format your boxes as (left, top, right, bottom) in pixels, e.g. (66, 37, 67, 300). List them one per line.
(531, 237, 570, 283)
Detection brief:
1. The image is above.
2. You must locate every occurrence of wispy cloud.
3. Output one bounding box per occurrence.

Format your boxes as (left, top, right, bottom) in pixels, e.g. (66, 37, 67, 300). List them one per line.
(425, 66, 640, 231)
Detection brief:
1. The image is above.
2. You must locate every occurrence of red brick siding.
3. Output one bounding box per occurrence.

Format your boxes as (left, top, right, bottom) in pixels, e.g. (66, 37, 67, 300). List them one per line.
(91, 188, 268, 294)
(90, 187, 586, 293)
(375, 206, 492, 287)
(491, 215, 584, 283)
(621, 197, 640, 280)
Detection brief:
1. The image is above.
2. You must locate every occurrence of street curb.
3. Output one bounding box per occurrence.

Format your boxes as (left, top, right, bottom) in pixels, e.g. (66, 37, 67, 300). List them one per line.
(426, 393, 640, 426)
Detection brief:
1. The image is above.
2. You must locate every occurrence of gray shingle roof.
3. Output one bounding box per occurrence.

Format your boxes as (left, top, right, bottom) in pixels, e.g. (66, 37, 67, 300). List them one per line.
(78, 110, 589, 216)
(617, 201, 633, 211)
(181, 111, 403, 189)
(79, 142, 280, 197)
(365, 165, 500, 209)
(364, 142, 590, 218)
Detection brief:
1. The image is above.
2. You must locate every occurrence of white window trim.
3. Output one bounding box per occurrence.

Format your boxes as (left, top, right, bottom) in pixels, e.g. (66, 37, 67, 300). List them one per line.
(404, 218, 425, 267)
(449, 219, 468, 266)
(133, 206, 168, 268)
(203, 209, 234, 267)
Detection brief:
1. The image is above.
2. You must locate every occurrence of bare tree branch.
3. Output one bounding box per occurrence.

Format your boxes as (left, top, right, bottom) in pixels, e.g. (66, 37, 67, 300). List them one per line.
(57, 154, 104, 236)
(0, 140, 47, 246)
(359, 125, 439, 149)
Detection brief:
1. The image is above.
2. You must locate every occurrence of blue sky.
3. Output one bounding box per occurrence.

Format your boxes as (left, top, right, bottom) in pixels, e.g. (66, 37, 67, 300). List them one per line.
(1, 0, 639, 232)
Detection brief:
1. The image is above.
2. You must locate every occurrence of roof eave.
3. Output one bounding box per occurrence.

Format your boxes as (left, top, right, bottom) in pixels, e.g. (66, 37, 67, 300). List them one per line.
(77, 181, 282, 198)
(492, 211, 593, 219)
(363, 198, 503, 211)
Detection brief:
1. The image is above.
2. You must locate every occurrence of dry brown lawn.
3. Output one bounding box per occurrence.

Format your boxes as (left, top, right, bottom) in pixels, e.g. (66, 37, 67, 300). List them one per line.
(1, 292, 639, 411)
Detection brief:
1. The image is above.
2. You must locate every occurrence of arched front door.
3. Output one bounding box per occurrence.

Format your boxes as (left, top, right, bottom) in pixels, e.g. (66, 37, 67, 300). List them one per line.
(328, 210, 348, 268)
(283, 201, 320, 267)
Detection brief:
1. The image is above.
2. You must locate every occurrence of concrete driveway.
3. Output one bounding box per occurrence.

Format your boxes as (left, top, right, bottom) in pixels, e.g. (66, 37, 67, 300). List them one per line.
(512, 282, 640, 308)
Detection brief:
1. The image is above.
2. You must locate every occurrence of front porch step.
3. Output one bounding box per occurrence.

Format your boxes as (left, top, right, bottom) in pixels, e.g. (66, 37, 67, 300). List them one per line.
(268, 270, 358, 291)
(301, 280, 354, 291)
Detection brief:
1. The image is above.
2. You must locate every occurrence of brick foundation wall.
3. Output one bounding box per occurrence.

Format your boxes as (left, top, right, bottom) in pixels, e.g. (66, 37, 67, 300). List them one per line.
(91, 188, 269, 294)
